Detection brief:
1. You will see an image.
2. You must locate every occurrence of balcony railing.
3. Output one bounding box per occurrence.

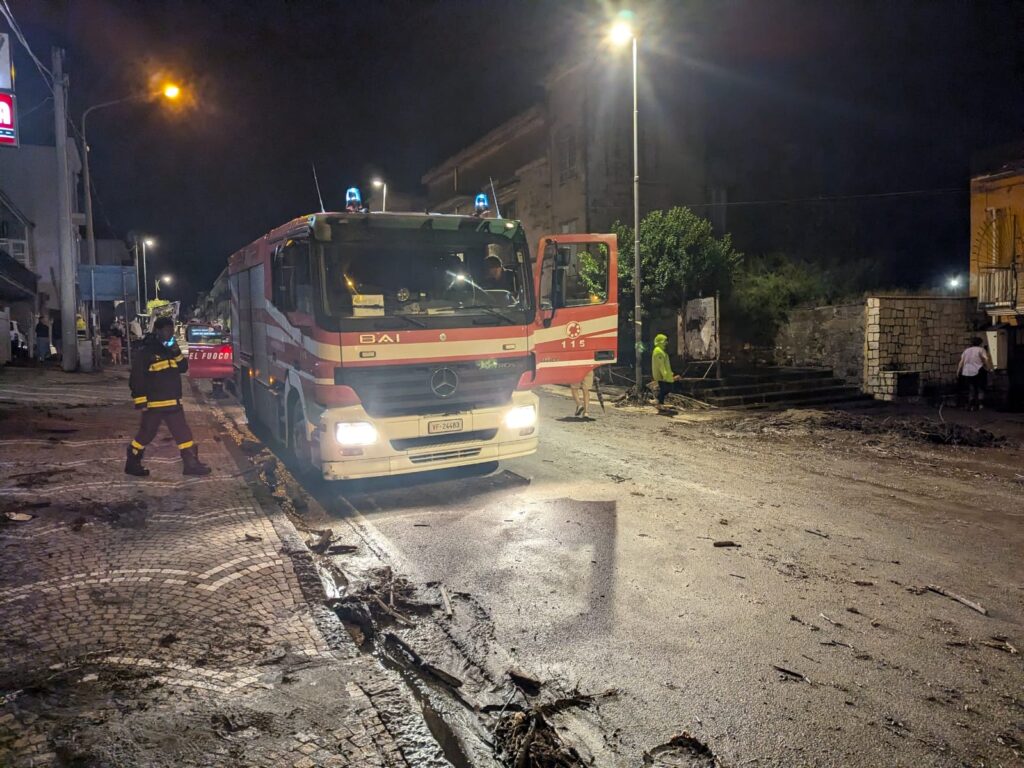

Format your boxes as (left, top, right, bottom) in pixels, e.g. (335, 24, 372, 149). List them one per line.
(977, 267, 1018, 309)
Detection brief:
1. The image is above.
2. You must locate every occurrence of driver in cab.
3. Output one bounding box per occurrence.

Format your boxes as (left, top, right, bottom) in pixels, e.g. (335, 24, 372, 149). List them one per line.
(480, 254, 514, 294)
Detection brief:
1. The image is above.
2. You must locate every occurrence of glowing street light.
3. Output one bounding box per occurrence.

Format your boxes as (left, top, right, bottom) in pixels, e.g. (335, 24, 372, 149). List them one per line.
(372, 178, 388, 212)
(609, 20, 634, 47)
(947, 275, 963, 291)
(81, 83, 185, 266)
(138, 237, 155, 305)
(607, 11, 643, 399)
(154, 274, 172, 301)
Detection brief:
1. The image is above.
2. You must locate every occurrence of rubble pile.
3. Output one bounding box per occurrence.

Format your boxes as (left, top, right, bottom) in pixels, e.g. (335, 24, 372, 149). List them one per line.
(493, 709, 589, 768)
(725, 409, 1006, 447)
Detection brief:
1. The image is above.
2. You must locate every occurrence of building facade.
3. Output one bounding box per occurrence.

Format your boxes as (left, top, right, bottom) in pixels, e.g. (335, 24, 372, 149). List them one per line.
(970, 159, 1024, 321)
(0, 142, 84, 318)
(422, 56, 706, 250)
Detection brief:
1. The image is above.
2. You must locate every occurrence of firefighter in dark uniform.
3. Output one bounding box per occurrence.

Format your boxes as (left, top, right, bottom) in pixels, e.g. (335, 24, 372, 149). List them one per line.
(126, 316, 211, 476)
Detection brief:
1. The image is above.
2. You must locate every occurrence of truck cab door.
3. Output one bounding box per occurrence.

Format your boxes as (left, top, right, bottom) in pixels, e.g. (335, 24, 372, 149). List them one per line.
(531, 233, 618, 385)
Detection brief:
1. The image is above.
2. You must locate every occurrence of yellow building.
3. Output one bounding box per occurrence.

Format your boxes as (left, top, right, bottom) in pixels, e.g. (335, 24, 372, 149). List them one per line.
(970, 163, 1024, 323)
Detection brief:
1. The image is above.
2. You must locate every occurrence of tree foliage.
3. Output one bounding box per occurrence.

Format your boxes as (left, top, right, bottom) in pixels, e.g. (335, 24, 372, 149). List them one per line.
(606, 207, 742, 320)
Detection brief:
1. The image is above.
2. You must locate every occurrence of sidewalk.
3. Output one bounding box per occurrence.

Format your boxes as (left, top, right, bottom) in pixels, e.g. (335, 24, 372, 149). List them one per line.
(0, 366, 409, 767)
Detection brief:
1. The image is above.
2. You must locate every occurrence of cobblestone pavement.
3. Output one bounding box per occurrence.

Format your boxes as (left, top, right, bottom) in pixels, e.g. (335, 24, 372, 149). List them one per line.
(0, 366, 418, 767)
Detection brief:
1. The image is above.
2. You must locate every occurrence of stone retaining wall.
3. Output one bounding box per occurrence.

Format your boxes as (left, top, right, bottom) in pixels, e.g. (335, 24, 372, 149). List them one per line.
(775, 304, 865, 384)
(864, 296, 981, 399)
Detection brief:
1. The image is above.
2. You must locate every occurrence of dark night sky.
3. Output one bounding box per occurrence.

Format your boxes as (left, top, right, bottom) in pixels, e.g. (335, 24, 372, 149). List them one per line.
(8, 0, 1024, 303)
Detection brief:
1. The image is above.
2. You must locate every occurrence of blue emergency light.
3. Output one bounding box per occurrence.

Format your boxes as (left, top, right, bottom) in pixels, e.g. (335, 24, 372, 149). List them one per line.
(474, 193, 490, 214)
(346, 187, 362, 207)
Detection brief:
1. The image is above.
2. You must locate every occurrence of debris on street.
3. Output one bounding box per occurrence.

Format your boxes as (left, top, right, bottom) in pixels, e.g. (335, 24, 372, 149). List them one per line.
(493, 709, 589, 767)
(664, 393, 716, 410)
(718, 409, 1007, 447)
(926, 584, 990, 616)
(772, 664, 810, 683)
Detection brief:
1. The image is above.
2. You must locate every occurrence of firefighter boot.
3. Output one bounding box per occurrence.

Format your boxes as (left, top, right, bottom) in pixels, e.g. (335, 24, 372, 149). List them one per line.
(125, 445, 150, 477)
(181, 445, 212, 476)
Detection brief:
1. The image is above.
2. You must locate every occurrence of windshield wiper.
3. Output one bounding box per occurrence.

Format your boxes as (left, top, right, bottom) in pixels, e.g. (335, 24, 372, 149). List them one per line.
(373, 314, 426, 329)
(460, 305, 519, 324)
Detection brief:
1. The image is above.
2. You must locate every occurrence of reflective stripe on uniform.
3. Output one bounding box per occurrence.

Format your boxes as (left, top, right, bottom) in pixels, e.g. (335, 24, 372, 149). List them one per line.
(177, 440, 194, 450)
(173, 354, 185, 363)
(131, 440, 144, 450)
(148, 359, 178, 372)
(133, 396, 147, 405)
(147, 399, 180, 408)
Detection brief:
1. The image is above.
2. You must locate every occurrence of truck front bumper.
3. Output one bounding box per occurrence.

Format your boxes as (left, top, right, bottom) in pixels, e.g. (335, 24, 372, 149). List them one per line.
(316, 391, 539, 481)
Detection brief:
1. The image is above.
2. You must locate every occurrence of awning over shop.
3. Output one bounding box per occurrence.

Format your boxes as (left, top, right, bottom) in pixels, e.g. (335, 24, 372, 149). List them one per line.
(0, 248, 37, 302)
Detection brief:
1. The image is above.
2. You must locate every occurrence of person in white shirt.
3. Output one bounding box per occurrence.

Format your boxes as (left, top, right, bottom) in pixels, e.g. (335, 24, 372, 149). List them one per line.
(957, 337, 993, 410)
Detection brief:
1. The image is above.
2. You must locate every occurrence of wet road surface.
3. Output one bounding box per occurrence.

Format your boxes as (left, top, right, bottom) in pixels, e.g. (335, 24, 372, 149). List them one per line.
(303, 391, 1024, 766)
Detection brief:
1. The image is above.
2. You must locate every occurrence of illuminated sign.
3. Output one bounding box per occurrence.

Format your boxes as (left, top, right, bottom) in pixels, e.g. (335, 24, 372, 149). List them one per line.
(0, 91, 16, 147)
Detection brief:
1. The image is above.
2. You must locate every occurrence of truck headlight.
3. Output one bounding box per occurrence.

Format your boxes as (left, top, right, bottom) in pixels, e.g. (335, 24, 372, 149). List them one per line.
(335, 421, 378, 446)
(504, 405, 537, 430)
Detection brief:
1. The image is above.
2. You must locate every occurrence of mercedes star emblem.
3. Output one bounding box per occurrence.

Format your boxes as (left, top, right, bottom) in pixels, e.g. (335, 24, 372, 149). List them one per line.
(430, 367, 459, 398)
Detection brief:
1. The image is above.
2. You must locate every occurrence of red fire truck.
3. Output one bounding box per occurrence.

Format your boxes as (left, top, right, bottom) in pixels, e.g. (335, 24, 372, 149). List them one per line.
(228, 204, 617, 480)
(186, 322, 233, 396)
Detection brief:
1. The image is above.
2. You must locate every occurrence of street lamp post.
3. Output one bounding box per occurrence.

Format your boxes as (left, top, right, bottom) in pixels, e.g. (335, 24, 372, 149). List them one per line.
(81, 84, 182, 266)
(140, 237, 154, 306)
(609, 16, 642, 398)
(372, 178, 388, 212)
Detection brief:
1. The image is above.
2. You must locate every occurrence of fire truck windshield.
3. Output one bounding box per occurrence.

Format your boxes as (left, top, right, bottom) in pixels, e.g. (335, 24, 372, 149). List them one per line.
(317, 220, 532, 326)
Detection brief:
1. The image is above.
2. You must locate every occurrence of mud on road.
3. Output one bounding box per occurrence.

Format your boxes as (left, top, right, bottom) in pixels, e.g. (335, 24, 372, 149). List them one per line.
(231, 392, 1024, 767)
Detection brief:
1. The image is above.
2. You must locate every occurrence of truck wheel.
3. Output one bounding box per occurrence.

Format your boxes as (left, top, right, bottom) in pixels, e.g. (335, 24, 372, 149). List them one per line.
(289, 398, 313, 476)
(239, 370, 255, 420)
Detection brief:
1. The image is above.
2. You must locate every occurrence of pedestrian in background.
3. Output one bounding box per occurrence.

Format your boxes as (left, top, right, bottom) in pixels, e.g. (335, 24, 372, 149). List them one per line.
(34, 316, 49, 361)
(957, 336, 993, 411)
(126, 316, 211, 476)
(107, 329, 124, 365)
(651, 333, 681, 405)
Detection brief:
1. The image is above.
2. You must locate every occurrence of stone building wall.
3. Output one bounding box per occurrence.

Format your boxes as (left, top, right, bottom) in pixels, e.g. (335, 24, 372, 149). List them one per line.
(775, 303, 865, 384)
(864, 296, 981, 399)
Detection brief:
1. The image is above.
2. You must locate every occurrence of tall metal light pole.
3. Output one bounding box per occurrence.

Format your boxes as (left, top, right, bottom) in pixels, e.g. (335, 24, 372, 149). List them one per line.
(82, 84, 181, 266)
(52, 48, 77, 372)
(609, 16, 642, 398)
(372, 178, 388, 212)
(139, 237, 154, 306)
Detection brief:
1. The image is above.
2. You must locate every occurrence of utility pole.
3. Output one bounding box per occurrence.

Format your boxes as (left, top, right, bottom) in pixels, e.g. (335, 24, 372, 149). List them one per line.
(53, 48, 78, 372)
(81, 122, 96, 265)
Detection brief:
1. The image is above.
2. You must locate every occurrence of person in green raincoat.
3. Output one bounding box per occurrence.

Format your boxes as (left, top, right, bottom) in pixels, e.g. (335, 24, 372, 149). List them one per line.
(651, 333, 680, 404)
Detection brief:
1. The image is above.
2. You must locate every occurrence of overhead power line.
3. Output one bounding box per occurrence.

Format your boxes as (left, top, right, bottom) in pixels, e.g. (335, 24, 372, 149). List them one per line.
(0, 0, 54, 90)
(683, 187, 966, 209)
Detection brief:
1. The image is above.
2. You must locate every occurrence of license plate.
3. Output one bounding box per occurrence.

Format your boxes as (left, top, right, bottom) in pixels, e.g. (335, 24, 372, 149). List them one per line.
(428, 419, 463, 435)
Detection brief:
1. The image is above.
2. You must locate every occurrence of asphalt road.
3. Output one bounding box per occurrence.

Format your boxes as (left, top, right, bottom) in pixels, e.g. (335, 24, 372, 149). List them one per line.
(312, 390, 1024, 767)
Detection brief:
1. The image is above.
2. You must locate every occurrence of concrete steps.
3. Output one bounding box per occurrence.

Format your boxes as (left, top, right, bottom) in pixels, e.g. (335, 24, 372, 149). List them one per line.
(708, 385, 873, 409)
(677, 366, 871, 409)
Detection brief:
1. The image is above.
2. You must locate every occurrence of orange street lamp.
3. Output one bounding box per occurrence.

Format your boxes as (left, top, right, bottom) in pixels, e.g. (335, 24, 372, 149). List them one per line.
(81, 83, 185, 266)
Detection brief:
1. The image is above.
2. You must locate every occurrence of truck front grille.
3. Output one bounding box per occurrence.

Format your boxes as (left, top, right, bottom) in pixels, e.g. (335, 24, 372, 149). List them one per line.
(336, 357, 531, 418)
(390, 429, 498, 452)
(409, 447, 482, 464)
